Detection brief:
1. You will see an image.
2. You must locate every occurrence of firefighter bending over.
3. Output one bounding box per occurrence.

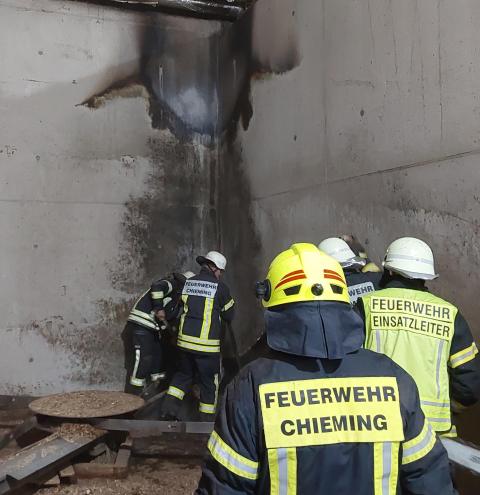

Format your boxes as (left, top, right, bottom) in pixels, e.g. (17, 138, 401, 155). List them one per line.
(126, 271, 194, 396)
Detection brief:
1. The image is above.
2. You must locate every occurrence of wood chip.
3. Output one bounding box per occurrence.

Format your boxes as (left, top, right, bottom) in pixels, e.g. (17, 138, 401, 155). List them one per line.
(29, 391, 144, 418)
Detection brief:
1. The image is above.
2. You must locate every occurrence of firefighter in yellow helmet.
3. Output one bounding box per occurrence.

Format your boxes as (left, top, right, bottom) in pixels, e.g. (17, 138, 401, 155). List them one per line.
(358, 237, 480, 437)
(196, 243, 453, 494)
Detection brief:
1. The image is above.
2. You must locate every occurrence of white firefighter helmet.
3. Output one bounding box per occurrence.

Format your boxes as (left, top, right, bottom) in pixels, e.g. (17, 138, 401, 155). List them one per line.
(196, 251, 227, 270)
(318, 238, 365, 268)
(383, 237, 438, 280)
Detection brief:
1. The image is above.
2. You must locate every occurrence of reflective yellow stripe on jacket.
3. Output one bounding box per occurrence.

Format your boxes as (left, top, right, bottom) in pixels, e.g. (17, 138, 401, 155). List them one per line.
(128, 309, 158, 330)
(177, 294, 220, 353)
(373, 442, 400, 495)
(402, 420, 436, 465)
(222, 298, 235, 312)
(449, 342, 478, 368)
(208, 431, 259, 480)
(268, 448, 297, 495)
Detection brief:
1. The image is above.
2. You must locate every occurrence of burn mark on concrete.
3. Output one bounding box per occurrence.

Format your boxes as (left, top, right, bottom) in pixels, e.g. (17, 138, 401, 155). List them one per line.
(78, 77, 149, 109)
(139, 20, 222, 140)
(213, 0, 301, 349)
(63, 0, 298, 384)
(217, 0, 301, 137)
(249, 0, 301, 76)
(78, 0, 300, 139)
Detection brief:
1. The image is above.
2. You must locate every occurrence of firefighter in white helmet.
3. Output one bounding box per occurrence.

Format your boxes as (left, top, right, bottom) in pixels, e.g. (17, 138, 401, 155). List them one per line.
(319, 237, 382, 304)
(358, 237, 480, 437)
(161, 251, 235, 421)
(340, 233, 382, 273)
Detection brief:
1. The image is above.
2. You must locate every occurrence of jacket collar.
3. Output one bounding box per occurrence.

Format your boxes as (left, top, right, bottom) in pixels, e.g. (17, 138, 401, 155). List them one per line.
(199, 266, 218, 282)
(265, 301, 364, 359)
(382, 275, 428, 292)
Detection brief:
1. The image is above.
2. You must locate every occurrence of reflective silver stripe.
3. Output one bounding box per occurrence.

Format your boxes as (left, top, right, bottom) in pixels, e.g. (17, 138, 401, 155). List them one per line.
(150, 372, 166, 381)
(450, 343, 478, 367)
(435, 340, 445, 398)
(214, 373, 219, 410)
(177, 340, 220, 353)
(381, 442, 392, 495)
(128, 315, 158, 330)
(128, 314, 158, 330)
(421, 400, 450, 408)
(375, 330, 381, 353)
(130, 308, 156, 321)
(130, 377, 144, 386)
(200, 297, 214, 339)
(199, 402, 215, 414)
(152, 281, 172, 298)
(277, 448, 288, 495)
(208, 433, 258, 478)
(177, 334, 220, 346)
(128, 309, 158, 330)
(179, 295, 188, 332)
(163, 297, 172, 306)
(403, 423, 434, 459)
(222, 298, 235, 312)
(129, 350, 145, 387)
(428, 417, 451, 423)
(167, 386, 185, 400)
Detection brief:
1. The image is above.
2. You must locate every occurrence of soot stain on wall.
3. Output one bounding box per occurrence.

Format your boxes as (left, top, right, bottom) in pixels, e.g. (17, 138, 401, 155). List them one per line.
(13, 298, 133, 387)
(215, 0, 302, 350)
(51, 0, 300, 375)
(217, 140, 263, 351)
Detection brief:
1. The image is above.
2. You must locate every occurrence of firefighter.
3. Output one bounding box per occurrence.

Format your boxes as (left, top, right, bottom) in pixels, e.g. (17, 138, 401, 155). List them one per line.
(196, 243, 453, 494)
(319, 237, 382, 303)
(340, 233, 382, 273)
(126, 271, 194, 396)
(358, 237, 480, 437)
(161, 251, 235, 421)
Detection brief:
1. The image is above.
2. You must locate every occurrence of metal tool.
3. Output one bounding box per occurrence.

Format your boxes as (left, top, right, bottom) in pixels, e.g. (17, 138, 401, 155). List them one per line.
(440, 437, 480, 475)
(91, 419, 214, 437)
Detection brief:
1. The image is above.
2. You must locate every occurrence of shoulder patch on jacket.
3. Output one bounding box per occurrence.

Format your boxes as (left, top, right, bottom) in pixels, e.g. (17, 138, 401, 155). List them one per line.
(183, 280, 218, 298)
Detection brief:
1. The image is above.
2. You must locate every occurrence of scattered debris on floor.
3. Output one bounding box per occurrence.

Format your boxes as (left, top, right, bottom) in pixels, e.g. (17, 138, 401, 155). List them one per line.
(36, 457, 202, 495)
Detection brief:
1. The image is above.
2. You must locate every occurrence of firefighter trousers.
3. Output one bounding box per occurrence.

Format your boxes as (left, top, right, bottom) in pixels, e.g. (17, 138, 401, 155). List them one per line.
(163, 349, 220, 420)
(129, 325, 164, 391)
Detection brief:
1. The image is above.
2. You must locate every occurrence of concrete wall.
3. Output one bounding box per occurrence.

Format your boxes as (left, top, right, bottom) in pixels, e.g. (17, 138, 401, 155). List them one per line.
(2, 0, 480, 411)
(223, 2, 480, 482)
(0, 0, 219, 395)
(226, 0, 480, 343)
